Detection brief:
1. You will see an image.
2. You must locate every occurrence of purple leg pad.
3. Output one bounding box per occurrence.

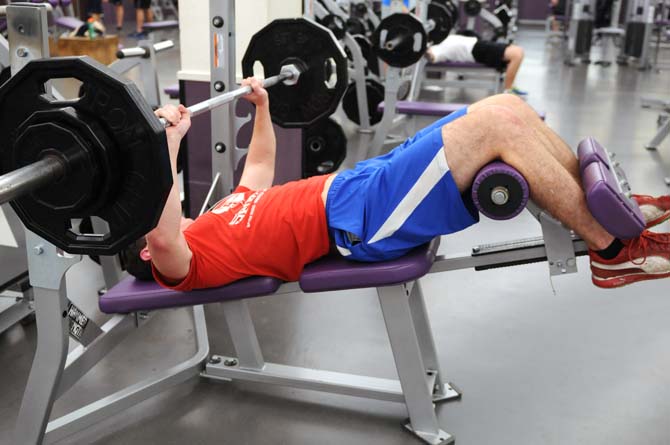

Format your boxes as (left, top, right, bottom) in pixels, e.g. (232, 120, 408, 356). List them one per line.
(577, 137, 611, 174)
(471, 162, 530, 220)
(581, 161, 645, 240)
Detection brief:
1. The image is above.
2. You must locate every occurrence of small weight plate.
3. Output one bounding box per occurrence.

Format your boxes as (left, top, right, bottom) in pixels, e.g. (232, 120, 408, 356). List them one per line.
(342, 79, 385, 126)
(319, 14, 346, 41)
(303, 118, 347, 177)
(372, 13, 427, 68)
(428, 1, 454, 43)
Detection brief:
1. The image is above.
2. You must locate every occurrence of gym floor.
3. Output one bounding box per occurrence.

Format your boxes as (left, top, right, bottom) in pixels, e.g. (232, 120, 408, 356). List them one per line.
(2, 28, 670, 445)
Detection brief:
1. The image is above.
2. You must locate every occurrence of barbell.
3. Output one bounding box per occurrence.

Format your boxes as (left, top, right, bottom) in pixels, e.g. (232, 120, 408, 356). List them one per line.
(371, 1, 456, 68)
(0, 17, 348, 255)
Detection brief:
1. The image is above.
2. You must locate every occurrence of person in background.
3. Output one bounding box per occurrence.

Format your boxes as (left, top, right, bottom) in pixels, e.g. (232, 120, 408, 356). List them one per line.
(426, 32, 528, 97)
(103, 0, 125, 33)
(128, 0, 153, 39)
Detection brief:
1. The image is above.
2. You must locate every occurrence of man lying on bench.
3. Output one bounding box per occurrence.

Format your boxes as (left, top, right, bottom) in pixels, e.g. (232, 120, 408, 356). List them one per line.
(148, 79, 670, 291)
(426, 32, 527, 96)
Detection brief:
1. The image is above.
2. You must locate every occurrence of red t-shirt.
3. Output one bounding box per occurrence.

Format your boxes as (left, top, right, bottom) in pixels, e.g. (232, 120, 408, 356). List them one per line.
(154, 174, 332, 291)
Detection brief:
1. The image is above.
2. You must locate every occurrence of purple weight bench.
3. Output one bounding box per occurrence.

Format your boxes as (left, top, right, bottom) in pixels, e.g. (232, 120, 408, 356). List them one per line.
(378, 100, 546, 121)
(164, 83, 179, 99)
(0, 18, 6, 33)
(100, 239, 442, 313)
(24, 149, 642, 442)
(427, 61, 502, 71)
(98, 236, 459, 444)
(420, 58, 506, 95)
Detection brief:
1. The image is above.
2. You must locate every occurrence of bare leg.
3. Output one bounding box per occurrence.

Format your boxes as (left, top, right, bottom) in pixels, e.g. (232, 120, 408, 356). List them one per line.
(502, 45, 524, 90)
(146, 7, 153, 23)
(469, 94, 581, 183)
(440, 104, 614, 250)
(116, 4, 124, 29)
(136, 8, 144, 33)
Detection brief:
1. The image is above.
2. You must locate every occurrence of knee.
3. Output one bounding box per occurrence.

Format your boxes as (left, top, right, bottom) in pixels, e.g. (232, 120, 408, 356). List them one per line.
(488, 93, 527, 111)
(470, 104, 526, 137)
(506, 45, 524, 62)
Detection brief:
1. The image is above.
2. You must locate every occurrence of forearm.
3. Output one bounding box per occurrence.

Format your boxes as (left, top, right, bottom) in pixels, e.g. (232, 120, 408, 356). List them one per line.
(146, 138, 192, 279)
(247, 103, 276, 168)
(147, 149, 182, 245)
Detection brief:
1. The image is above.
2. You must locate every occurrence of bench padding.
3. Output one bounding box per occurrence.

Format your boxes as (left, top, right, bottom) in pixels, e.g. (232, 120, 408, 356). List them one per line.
(427, 61, 498, 70)
(100, 239, 441, 314)
(99, 275, 282, 314)
(164, 83, 179, 99)
(300, 238, 441, 292)
(54, 16, 83, 31)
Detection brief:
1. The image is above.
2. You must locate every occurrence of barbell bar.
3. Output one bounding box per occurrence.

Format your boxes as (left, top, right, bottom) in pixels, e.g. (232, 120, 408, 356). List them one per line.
(160, 64, 302, 127)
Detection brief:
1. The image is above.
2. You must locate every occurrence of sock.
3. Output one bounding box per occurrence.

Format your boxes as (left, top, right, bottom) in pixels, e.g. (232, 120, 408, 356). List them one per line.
(595, 238, 624, 259)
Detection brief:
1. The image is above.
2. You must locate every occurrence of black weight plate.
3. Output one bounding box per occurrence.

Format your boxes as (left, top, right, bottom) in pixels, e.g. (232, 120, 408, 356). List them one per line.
(345, 34, 380, 77)
(319, 14, 346, 40)
(0, 56, 172, 255)
(346, 17, 368, 36)
(303, 118, 346, 177)
(342, 79, 384, 126)
(428, 1, 454, 44)
(0, 66, 9, 87)
(464, 0, 482, 17)
(372, 13, 427, 68)
(242, 18, 349, 128)
(443, 0, 460, 23)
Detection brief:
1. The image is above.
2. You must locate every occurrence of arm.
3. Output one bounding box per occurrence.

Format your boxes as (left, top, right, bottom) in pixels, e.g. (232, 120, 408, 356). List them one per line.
(146, 104, 193, 283)
(239, 77, 276, 190)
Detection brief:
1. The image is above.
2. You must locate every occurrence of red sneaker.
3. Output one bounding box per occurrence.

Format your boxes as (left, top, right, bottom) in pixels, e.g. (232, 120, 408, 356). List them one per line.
(632, 194, 670, 228)
(590, 230, 670, 288)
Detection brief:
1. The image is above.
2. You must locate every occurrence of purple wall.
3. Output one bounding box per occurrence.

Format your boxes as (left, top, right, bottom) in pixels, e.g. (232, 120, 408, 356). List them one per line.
(518, 0, 550, 21)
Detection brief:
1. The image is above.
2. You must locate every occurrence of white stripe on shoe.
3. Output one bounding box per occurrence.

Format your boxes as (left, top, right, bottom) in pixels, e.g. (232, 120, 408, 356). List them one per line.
(591, 256, 670, 273)
(368, 147, 449, 245)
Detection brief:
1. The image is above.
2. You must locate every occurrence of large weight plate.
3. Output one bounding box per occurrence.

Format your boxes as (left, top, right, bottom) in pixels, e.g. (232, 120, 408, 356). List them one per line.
(303, 118, 347, 178)
(0, 57, 172, 255)
(464, 0, 483, 17)
(0, 67, 9, 87)
(342, 79, 385, 126)
(428, 1, 454, 44)
(242, 18, 349, 128)
(372, 13, 427, 68)
(318, 14, 346, 41)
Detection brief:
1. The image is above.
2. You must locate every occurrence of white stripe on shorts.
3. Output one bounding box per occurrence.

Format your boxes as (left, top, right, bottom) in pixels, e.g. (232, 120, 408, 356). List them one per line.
(367, 147, 450, 245)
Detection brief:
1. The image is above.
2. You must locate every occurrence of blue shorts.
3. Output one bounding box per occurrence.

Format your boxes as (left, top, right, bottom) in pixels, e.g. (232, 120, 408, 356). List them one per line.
(326, 106, 479, 262)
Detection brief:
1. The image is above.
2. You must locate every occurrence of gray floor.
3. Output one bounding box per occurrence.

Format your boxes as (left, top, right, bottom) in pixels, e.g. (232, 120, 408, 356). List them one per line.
(2, 28, 670, 445)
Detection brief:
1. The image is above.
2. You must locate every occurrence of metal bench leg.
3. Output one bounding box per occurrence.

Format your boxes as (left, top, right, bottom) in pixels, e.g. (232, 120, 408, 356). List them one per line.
(408, 281, 460, 403)
(645, 115, 670, 150)
(377, 283, 454, 445)
(14, 233, 79, 445)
